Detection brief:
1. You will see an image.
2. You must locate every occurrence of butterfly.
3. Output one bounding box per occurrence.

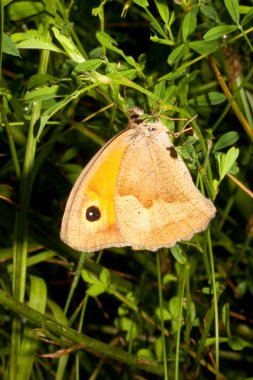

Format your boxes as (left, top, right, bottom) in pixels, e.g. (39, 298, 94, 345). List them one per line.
(61, 108, 216, 251)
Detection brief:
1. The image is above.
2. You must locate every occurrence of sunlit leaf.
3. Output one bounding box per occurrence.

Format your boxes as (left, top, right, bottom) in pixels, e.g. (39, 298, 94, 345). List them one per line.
(225, 0, 240, 24)
(204, 25, 237, 40)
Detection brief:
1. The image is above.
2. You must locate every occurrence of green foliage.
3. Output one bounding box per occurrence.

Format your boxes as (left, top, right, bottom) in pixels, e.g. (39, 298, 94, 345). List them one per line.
(1, 0, 253, 379)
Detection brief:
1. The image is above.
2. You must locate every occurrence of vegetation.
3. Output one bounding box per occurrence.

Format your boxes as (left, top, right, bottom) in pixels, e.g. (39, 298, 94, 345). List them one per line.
(1, 0, 253, 379)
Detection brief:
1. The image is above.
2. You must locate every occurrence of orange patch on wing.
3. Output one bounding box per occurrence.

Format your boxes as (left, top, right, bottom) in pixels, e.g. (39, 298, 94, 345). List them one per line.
(83, 140, 129, 225)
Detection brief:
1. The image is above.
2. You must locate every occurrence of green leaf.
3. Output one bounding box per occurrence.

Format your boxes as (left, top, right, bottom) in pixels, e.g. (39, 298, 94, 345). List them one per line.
(204, 25, 238, 41)
(177, 137, 196, 161)
(169, 297, 180, 318)
(202, 286, 212, 295)
(225, 0, 240, 24)
(190, 91, 226, 106)
(12, 31, 64, 53)
(72, 59, 103, 75)
(87, 284, 106, 297)
(222, 303, 231, 337)
(117, 293, 138, 317)
(154, 336, 163, 360)
(242, 7, 253, 26)
(0, 184, 13, 199)
(24, 86, 61, 102)
(200, 5, 218, 21)
(163, 273, 177, 285)
(228, 335, 252, 350)
(216, 147, 239, 181)
(150, 35, 173, 45)
(126, 322, 138, 341)
(182, 12, 197, 42)
(170, 245, 187, 264)
(61, 163, 82, 180)
(52, 27, 84, 63)
(205, 337, 229, 346)
(167, 44, 186, 65)
(137, 348, 154, 359)
(160, 70, 186, 81)
(164, 85, 177, 102)
(3, 34, 20, 56)
(82, 268, 111, 296)
(189, 40, 218, 55)
(133, 0, 149, 8)
(59, 148, 79, 164)
(153, 81, 166, 99)
(155, 307, 172, 321)
(188, 302, 197, 323)
(235, 280, 247, 297)
(96, 31, 136, 67)
(12, 30, 42, 42)
(8, 1, 44, 21)
(92, 0, 107, 16)
(81, 270, 99, 285)
(27, 74, 58, 90)
(47, 299, 68, 326)
(115, 317, 138, 341)
(212, 179, 219, 197)
(25, 251, 57, 268)
(18, 275, 47, 380)
(154, 0, 169, 24)
(99, 267, 111, 285)
(213, 131, 239, 152)
(16, 39, 62, 52)
(28, 275, 47, 313)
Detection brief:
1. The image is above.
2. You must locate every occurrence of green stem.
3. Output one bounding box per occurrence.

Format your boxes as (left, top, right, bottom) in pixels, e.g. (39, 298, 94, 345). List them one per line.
(64, 252, 88, 315)
(156, 252, 169, 380)
(207, 229, 220, 380)
(0, 289, 164, 376)
(195, 230, 222, 378)
(175, 264, 186, 380)
(1, 100, 21, 178)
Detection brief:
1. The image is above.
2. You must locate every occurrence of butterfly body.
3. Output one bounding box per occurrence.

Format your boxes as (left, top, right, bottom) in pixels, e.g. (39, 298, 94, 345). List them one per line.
(61, 117, 216, 252)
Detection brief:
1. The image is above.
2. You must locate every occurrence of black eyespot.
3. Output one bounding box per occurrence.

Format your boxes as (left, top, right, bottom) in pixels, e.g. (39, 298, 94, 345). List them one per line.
(86, 206, 101, 222)
(166, 146, 178, 158)
(148, 127, 157, 132)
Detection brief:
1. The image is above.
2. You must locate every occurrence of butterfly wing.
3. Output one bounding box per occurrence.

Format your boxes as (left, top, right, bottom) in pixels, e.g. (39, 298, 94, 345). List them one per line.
(60, 129, 132, 251)
(115, 123, 216, 251)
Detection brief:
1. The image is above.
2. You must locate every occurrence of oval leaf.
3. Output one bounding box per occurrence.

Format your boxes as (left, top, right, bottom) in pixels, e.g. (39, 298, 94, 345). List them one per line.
(182, 11, 197, 42)
(204, 25, 237, 41)
(190, 91, 226, 106)
(87, 284, 106, 297)
(242, 7, 253, 26)
(225, 0, 240, 24)
(72, 59, 103, 75)
(216, 147, 239, 180)
(3, 34, 20, 57)
(133, 0, 149, 7)
(168, 44, 186, 65)
(200, 5, 218, 21)
(189, 40, 218, 55)
(170, 245, 187, 264)
(213, 131, 239, 152)
(154, 0, 169, 24)
(8, 1, 44, 21)
(96, 31, 136, 67)
(228, 335, 251, 351)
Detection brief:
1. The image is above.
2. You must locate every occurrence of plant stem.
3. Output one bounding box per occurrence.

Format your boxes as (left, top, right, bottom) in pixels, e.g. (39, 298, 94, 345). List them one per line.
(0, 289, 164, 376)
